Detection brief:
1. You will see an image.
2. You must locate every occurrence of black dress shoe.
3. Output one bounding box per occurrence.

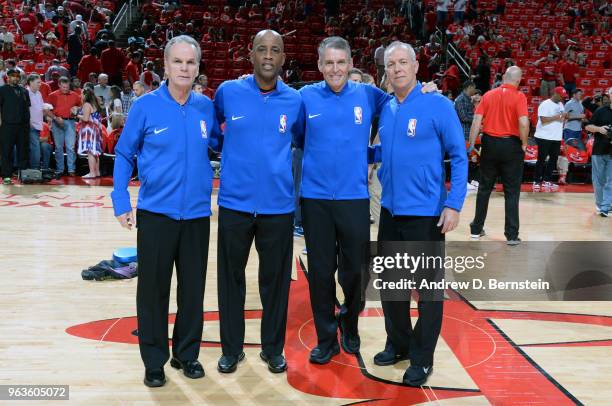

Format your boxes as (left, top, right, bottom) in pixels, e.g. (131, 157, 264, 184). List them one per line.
(309, 342, 340, 364)
(259, 352, 287, 373)
(144, 368, 166, 387)
(337, 312, 361, 354)
(170, 358, 205, 379)
(373, 343, 409, 366)
(217, 352, 245, 373)
(403, 364, 433, 386)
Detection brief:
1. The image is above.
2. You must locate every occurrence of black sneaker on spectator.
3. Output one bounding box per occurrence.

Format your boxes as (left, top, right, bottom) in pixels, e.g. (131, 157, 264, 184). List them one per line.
(470, 230, 485, 240)
(507, 238, 522, 246)
(600, 211, 609, 218)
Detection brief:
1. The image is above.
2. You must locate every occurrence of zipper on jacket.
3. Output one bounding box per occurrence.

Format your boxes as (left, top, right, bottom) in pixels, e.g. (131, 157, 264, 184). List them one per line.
(388, 103, 401, 217)
(332, 93, 341, 200)
(180, 104, 187, 219)
(255, 94, 269, 215)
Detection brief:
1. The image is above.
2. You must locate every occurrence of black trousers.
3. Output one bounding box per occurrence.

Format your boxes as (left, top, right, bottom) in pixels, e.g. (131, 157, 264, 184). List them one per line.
(302, 198, 370, 349)
(136, 209, 210, 370)
(470, 134, 524, 240)
(0, 123, 29, 178)
(534, 138, 561, 183)
(378, 207, 444, 367)
(217, 206, 293, 357)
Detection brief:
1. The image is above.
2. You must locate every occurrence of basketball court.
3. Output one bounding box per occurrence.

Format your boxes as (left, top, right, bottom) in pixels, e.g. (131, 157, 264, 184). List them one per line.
(0, 177, 611, 405)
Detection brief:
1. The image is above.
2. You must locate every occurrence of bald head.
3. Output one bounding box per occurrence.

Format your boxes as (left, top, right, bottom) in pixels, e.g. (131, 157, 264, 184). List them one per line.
(252, 29, 283, 51)
(251, 29, 285, 87)
(503, 66, 522, 86)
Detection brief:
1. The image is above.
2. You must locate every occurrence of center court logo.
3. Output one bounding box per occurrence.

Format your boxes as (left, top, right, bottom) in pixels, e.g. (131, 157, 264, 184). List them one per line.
(66, 258, 599, 404)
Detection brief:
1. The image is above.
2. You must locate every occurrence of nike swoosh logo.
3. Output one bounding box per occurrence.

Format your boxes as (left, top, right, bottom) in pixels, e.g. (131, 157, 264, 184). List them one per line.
(154, 127, 168, 135)
(308, 114, 321, 119)
(231, 115, 245, 121)
(378, 126, 384, 131)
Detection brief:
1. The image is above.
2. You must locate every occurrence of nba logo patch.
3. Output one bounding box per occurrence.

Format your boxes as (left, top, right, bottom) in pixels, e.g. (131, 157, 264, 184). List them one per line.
(354, 106, 363, 124)
(279, 114, 287, 134)
(407, 119, 417, 137)
(200, 120, 207, 139)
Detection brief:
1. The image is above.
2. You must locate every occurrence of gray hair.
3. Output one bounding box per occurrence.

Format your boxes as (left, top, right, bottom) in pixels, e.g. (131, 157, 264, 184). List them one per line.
(164, 35, 201, 63)
(317, 36, 351, 61)
(98, 73, 108, 80)
(383, 41, 416, 67)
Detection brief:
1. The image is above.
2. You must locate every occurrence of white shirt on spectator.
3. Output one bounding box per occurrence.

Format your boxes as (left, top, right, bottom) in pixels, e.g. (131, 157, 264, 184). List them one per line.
(0, 31, 15, 43)
(94, 84, 112, 106)
(139, 71, 161, 91)
(28, 87, 44, 131)
(535, 99, 564, 141)
(437, 0, 450, 12)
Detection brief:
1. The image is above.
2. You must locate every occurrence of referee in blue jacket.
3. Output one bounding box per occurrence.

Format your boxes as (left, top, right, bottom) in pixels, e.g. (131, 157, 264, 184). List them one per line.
(111, 36, 219, 387)
(370, 41, 467, 386)
(298, 37, 390, 364)
(213, 30, 304, 374)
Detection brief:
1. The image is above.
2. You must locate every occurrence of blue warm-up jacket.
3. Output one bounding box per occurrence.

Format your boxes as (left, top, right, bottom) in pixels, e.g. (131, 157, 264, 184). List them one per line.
(298, 81, 390, 200)
(370, 83, 468, 216)
(214, 75, 304, 214)
(111, 81, 219, 220)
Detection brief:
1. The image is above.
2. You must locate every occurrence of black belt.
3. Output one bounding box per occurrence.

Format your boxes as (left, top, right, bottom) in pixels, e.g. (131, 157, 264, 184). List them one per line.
(483, 133, 518, 139)
(58, 117, 74, 120)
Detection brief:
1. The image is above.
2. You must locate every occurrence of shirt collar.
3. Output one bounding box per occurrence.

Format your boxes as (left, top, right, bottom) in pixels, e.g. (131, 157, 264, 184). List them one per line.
(501, 83, 518, 91)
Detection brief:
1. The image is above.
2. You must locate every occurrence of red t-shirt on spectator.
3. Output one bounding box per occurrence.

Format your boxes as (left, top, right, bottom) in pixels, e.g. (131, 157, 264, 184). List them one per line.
(16, 13, 37, 35)
(77, 55, 102, 84)
(475, 84, 529, 137)
(101, 47, 126, 77)
(559, 61, 579, 83)
(40, 81, 52, 103)
(425, 11, 437, 32)
(540, 62, 559, 81)
(125, 61, 140, 84)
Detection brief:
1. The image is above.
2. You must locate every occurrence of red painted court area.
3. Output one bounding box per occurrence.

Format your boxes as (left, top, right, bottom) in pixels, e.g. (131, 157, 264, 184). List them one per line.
(67, 259, 610, 405)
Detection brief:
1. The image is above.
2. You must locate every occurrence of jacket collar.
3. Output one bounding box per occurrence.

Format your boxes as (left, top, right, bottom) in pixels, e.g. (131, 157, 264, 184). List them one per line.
(158, 80, 193, 106)
(323, 79, 352, 96)
(395, 81, 423, 106)
(247, 74, 286, 95)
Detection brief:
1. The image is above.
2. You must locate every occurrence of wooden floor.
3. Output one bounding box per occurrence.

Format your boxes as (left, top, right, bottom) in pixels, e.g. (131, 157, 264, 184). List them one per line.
(0, 177, 611, 405)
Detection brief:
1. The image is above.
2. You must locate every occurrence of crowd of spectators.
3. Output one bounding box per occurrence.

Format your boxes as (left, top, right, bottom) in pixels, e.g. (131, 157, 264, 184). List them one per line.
(0, 0, 610, 184)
